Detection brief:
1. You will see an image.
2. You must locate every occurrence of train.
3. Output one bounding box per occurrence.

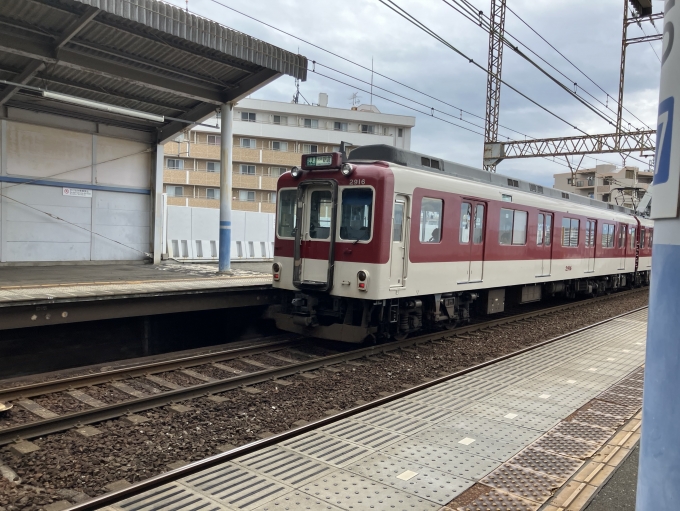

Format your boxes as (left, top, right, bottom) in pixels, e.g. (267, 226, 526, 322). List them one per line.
(269, 145, 652, 343)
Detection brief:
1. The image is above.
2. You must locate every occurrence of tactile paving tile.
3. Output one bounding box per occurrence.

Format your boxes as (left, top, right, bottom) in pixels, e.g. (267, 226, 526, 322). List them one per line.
(320, 420, 405, 449)
(281, 432, 372, 468)
(343, 452, 474, 504)
(116, 483, 223, 511)
(569, 410, 626, 429)
(588, 399, 638, 418)
(551, 421, 615, 445)
(253, 490, 344, 510)
(597, 391, 643, 408)
(182, 463, 290, 510)
(235, 446, 335, 487)
(383, 439, 499, 479)
(507, 447, 583, 481)
(481, 464, 562, 503)
(301, 470, 440, 510)
(531, 433, 599, 459)
(457, 487, 540, 511)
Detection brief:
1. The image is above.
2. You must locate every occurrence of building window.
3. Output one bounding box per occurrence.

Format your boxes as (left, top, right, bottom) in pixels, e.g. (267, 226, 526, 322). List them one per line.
(269, 192, 277, 203)
(167, 186, 183, 197)
(273, 115, 287, 125)
(602, 223, 615, 247)
(625, 169, 635, 179)
(499, 208, 527, 245)
(272, 141, 288, 151)
(207, 161, 220, 173)
(398, 128, 403, 137)
(361, 124, 374, 134)
(241, 111, 256, 122)
(207, 135, 221, 145)
(166, 158, 183, 169)
(302, 144, 318, 153)
(602, 193, 611, 202)
(206, 188, 220, 200)
(334, 122, 348, 131)
(603, 177, 613, 185)
(271, 167, 287, 176)
(239, 190, 255, 201)
(420, 198, 443, 243)
(240, 164, 256, 175)
(561, 218, 580, 247)
(240, 138, 255, 148)
(566, 178, 573, 185)
(304, 118, 318, 128)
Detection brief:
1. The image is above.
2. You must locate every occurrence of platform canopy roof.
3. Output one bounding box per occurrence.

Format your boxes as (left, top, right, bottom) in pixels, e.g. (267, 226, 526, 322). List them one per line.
(0, 0, 308, 143)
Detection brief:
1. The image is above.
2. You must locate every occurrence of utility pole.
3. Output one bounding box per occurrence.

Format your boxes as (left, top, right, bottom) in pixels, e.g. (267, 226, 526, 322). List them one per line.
(483, 0, 507, 172)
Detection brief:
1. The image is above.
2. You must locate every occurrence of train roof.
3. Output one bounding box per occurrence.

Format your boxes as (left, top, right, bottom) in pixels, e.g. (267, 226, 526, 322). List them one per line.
(348, 145, 636, 216)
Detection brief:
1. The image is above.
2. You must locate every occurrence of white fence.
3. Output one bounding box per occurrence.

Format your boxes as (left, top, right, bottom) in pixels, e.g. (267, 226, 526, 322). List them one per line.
(164, 202, 275, 262)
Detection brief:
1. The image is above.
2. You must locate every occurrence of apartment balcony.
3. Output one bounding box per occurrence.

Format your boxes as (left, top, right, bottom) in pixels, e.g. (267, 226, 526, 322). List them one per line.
(575, 179, 595, 188)
(597, 185, 612, 193)
(164, 169, 187, 184)
(233, 199, 259, 212)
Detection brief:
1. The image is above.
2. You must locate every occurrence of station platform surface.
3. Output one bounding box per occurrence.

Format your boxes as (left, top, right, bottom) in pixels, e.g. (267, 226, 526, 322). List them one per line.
(0, 261, 274, 330)
(100, 309, 647, 511)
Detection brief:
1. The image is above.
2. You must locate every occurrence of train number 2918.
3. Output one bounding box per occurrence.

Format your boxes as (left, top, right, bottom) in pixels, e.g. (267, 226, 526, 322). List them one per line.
(349, 179, 366, 185)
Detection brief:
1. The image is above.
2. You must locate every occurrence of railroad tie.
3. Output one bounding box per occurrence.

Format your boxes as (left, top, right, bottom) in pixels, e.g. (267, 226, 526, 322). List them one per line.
(109, 381, 146, 398)
(145, 375, 183, 390)
(16, 399, 59, 419)
(179, 369, 217, 383)
(66, 389, 106, 408)
(264, 352, 299, 364)
(212, 363, 243, 375)
(239, 358, 273, 370)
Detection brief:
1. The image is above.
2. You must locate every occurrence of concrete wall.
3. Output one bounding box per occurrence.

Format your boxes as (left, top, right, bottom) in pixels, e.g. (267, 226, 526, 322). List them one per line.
(0, 119, 152, 263)
(165, 204, 274, 261)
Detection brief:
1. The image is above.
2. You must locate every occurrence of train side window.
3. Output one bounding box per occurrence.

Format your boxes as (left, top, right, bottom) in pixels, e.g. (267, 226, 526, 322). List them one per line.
(393, 202, 404, 242)
(602, 224, 615, 248)
(537, 214, 544, 245)
(640, 227, 646, 249)
(473, 204, 484, 244)
(562, 218, 579, 247)
(585, 220, 595, 247)
(545, 215, 552, 246)
(629, 226, 636, 249)
(339, 188, 373, 242)
(649, 229, 653, 247)
(277, 189, 297, 238)
(499, 208, 526, 245)
(618, 225, 626, 248)
(513, 211, 527, 245)
(460, 203, 472, 243)
(420, 198, 443, 243)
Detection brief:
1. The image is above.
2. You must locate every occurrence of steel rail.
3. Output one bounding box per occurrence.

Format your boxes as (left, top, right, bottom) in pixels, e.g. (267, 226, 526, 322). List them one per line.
(0, 288, 646, 446)
(0, 335, 300, 401)
(64, 304, 649, 511)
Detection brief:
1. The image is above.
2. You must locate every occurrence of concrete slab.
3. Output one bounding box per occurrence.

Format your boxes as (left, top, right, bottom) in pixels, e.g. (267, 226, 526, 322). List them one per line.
(168, 404, 192, 414)
(9, 440, 39, 456)
(74, 425, 101, 437)
(104, 479, 131, 492)
(121, 414, 149, 425)
(43, 500, 72, 511)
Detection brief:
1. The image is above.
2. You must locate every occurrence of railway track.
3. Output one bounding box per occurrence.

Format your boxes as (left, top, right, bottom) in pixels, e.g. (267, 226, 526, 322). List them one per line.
(0, 288, 646, 447)
(64, 303, 649, 511)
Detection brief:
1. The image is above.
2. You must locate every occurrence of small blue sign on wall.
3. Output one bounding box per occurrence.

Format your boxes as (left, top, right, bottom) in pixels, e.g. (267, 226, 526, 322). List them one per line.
(655, 96, 674, 185)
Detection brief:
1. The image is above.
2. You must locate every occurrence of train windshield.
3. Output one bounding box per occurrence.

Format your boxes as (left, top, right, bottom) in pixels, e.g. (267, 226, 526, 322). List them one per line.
(277, 189, 297, 237)
(340, 188, 373, 241)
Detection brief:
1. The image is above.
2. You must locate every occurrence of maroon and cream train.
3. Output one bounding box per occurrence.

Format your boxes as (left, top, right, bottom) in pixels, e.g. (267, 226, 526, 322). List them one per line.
(270, 145, 652, 343)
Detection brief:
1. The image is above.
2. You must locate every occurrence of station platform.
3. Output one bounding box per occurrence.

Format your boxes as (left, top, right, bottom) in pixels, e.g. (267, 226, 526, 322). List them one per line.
(96, 309, 647, 511)
(0, 262, 274, 330)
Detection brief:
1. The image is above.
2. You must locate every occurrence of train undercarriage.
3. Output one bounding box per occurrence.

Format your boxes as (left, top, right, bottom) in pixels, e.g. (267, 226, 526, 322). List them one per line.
(271, 271, 650, 343)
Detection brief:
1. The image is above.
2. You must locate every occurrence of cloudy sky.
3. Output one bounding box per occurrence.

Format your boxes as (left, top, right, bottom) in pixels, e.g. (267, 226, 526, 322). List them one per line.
(169, 0, 662, 187)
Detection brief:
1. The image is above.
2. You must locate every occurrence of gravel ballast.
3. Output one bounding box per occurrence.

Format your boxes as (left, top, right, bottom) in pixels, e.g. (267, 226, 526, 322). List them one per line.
(0, 291, 648, 510)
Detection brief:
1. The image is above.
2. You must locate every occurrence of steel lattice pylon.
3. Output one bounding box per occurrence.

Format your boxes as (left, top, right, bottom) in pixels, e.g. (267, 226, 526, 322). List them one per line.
(483, 0, 507, 172)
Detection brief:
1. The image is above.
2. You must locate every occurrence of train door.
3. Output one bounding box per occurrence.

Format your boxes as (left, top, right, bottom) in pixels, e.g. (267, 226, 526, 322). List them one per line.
(536, 212, 553, 277)
(586, 219, 596, 273)
(458, 201, 486, 283)
(617, 224, 626, 270)
(390, 196, 408, 287)
(292, 180, 338, 290)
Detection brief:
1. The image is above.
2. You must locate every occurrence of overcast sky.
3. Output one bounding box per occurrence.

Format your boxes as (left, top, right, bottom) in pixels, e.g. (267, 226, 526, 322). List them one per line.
(168, 0, 662, 187)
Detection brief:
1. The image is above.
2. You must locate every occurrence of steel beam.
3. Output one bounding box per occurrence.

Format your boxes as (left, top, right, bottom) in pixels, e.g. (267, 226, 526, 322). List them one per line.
(483, 0, 507, 172)
(0, 32, 225, 104)
(54, 5, 99, 48)
(617, 0, 630, 135)
(0, 60, 44, 106)
(490, 130, 655, 160)
(626, 33, 664, 45)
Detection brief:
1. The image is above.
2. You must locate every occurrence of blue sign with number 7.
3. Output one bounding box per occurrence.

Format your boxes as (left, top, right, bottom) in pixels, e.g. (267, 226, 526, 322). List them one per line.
(655, 96, 675, 185)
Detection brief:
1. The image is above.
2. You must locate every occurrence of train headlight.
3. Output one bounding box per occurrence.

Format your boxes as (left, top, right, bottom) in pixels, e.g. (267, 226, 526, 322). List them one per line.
(341, 163, 354, 177)
(272, 262, 281, 281)
(290, 166, 302, 178)
(357, 270, 368, 291)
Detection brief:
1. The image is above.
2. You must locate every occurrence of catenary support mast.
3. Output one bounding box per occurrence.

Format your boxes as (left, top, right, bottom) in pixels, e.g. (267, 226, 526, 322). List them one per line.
(483, 0, 507, 172)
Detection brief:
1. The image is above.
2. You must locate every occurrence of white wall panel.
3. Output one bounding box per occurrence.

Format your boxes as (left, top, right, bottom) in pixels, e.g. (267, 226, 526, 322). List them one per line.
(6, 121, 91, 182)
(96, 137, 151, 188)
(191, 208, 219, 240)
(91, 191, 151, 261)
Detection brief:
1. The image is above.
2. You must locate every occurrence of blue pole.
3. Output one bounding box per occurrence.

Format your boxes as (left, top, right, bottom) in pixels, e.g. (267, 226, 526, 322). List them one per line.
(637, 1, 680, 508)
(218, 103, 233, 273)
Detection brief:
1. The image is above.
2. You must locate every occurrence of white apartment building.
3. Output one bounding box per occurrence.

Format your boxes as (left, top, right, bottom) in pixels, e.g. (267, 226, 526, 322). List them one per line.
(553, 164, 653, 210)
(163, 94, 416, 212)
